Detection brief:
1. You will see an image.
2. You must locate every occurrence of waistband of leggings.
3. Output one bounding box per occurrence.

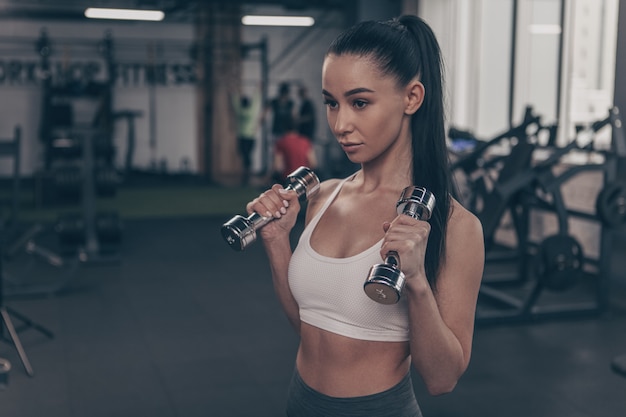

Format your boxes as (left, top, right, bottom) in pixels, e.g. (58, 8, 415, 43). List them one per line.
(292, 367, 413, 404)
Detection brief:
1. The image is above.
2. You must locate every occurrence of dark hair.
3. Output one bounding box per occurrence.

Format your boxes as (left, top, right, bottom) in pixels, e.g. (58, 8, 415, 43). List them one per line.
(283, 115, 296, 132)
(327, 15, 452, 287)
(278, 82, 290, 96)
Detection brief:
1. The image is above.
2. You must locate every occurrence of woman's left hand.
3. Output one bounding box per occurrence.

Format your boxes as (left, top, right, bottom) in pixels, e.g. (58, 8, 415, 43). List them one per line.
(380, 214, 431, 283)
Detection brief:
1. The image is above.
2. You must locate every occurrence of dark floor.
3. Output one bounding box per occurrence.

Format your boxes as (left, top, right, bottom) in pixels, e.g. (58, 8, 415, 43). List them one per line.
(1, 215, 625, 417)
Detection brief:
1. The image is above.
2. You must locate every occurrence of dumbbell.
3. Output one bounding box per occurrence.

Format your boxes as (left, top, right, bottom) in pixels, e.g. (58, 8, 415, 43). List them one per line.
(221, 166, 320, 251)
(364, 186, 436, 304)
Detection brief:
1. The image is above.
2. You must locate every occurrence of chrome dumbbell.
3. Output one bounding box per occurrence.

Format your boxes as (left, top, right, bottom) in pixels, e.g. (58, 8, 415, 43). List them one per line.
(364, 186, 436, 304)
(221, 166, 320, 251)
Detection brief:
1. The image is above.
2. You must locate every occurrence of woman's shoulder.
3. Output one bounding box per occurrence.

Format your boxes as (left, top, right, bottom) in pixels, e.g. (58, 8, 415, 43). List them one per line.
(447, 198, 484, 243)
(309, 177, 343, 205)
(441, 197, 485, 281)
(305, 176, 346, 220)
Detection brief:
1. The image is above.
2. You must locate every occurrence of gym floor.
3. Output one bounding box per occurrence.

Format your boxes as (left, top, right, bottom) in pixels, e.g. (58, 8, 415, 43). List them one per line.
(1, 190, 626, 417)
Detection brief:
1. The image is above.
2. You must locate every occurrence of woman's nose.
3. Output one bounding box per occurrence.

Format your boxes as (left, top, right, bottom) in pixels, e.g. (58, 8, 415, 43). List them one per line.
(331, 108, 352, 136)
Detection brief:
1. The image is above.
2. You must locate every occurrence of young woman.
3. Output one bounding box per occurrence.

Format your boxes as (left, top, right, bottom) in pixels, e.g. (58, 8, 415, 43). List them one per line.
(246, 15, 484, 416)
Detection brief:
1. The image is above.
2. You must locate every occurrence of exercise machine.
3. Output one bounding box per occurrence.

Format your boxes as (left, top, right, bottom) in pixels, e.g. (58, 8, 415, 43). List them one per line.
(1, 233, 55, 377)
(449, 107, 625, 324)
(475, 108, 625, 324)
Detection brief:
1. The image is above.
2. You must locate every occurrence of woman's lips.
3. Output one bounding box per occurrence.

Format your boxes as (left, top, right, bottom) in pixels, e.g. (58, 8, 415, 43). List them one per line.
(340, 142, 361, 152)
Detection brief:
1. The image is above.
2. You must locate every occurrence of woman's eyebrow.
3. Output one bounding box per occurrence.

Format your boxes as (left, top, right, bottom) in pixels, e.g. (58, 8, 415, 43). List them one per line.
(345, 87, 374, 96)
(322, 87, 375, 98)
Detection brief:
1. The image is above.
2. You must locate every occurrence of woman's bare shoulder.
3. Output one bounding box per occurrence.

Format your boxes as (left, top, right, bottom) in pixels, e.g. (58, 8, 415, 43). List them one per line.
(448, 198, 483, 240)
(436, 197, 484, 301)
(448, 198, 482, 233)
(305, 177, 345, 221)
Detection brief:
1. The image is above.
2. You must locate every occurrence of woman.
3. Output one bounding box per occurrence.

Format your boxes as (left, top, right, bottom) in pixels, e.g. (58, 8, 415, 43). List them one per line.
(246, 15, 484, 416)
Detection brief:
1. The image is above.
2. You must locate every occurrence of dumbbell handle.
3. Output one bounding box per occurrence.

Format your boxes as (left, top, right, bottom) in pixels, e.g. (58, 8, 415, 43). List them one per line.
(384, 251, 401, 269)
(221, 166, 320, 251)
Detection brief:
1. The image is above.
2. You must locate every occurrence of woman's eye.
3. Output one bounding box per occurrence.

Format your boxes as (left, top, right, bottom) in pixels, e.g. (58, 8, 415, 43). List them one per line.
(353, 100, 367, 109)
(324, 99, 338, 109)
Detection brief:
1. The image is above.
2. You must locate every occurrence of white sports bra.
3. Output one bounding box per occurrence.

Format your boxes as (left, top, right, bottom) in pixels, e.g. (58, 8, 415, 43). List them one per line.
(288, 177, 410, 342)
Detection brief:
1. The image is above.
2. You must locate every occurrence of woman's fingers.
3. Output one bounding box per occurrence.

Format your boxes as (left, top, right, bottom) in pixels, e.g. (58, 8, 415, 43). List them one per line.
(246, 185, 298, 220)
(380, 215, 431, 276)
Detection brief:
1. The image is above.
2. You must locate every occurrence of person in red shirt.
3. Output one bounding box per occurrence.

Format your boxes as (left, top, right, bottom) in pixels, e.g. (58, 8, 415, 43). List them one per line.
(273, 119, 317, 182)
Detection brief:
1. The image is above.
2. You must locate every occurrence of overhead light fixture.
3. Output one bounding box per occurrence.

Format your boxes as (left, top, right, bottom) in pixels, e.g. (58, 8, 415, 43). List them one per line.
(241, 15, 315, 27)
(84, 8, 165, 21)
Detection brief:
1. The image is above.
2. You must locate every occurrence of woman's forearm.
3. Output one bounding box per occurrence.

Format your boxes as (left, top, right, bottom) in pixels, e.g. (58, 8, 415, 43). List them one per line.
(405, 282, 467, 395)
(263, 235, 301, 334)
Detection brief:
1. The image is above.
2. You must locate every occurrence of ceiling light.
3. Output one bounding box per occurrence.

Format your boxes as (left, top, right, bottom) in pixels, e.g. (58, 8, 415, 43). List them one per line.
(241, 15, 315, 27)
(84, 8, 165, 21)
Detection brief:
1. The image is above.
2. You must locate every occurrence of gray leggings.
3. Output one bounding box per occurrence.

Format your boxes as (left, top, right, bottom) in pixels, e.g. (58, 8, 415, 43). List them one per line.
(286, 368, 423, 417)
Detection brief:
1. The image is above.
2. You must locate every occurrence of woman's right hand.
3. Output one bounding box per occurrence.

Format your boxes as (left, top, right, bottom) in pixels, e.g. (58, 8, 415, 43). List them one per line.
(246, 184, 301, 241)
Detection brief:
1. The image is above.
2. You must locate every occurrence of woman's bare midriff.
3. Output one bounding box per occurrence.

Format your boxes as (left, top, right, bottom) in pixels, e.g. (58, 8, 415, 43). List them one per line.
(295, 322, 411, 397)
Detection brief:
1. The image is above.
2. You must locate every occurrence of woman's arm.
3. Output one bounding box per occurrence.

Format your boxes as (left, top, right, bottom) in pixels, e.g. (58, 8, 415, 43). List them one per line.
(246, 179, 336, 334)
(381, 200, 484, 395)
(247, 185, 302, 333)
(263, 230, 301, 333)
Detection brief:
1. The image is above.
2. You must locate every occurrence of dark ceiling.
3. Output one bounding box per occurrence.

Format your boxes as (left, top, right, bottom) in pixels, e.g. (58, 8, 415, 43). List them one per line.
(0, 0, 353, 22)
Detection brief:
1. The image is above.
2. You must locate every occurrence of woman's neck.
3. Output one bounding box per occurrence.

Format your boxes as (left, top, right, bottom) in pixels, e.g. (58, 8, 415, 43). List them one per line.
(356, 138, 413, 194)
(354, 163, 412, 195)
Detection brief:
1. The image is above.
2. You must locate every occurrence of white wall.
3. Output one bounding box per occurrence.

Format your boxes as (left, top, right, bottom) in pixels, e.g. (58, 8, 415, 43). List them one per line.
(561, 0, 619, 147)
(513, 0, 561, 126)
(419, 0, 619, 142)
(419, 0, 514, 137)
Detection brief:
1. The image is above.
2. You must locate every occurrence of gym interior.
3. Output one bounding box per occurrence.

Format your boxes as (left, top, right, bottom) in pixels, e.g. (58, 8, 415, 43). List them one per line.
(1, 0, 625, 416)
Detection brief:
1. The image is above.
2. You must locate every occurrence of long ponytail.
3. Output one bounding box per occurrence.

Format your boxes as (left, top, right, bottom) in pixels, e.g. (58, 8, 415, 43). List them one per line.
(328, 15, 452, 287)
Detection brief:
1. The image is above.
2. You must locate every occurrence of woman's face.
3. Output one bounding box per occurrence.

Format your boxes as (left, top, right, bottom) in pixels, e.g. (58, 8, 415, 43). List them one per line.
(322, 53, 413, 165)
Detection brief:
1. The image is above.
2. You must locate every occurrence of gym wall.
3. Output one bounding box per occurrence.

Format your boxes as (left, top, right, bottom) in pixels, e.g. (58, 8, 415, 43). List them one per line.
(0, 18, 196, 177)
(0, 5, 346, 179)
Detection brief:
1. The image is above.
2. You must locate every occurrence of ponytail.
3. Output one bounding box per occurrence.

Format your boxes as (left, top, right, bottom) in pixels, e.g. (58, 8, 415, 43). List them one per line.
(328, 15, 452, 287)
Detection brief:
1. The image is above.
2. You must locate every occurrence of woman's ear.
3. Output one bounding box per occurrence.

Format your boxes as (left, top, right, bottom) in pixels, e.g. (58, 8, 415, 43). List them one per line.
(405, 80, 425, 115)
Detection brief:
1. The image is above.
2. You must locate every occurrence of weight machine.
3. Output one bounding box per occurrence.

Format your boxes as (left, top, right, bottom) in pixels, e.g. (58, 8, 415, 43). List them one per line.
(449, 105, 543, 215)
(0, 245, 55, 377)
(449, 106, 544, 285)
(0, 126, 21, 233)
(32, 29, 123, 257)
(449, 107, 626, 324)
(1, 128, 55, 375)
(0, 125, 81, 297)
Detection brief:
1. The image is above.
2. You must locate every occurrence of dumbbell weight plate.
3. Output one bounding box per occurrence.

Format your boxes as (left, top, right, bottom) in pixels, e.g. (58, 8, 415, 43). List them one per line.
(535, 234, 584, 292)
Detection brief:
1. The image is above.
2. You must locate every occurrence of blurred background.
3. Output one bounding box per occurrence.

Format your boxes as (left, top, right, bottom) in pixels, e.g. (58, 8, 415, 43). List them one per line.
(0, 0, 625, 416)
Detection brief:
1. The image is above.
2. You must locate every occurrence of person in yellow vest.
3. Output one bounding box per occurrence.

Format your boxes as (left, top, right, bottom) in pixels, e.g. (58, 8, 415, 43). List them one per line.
(232, 85, 262, 186)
